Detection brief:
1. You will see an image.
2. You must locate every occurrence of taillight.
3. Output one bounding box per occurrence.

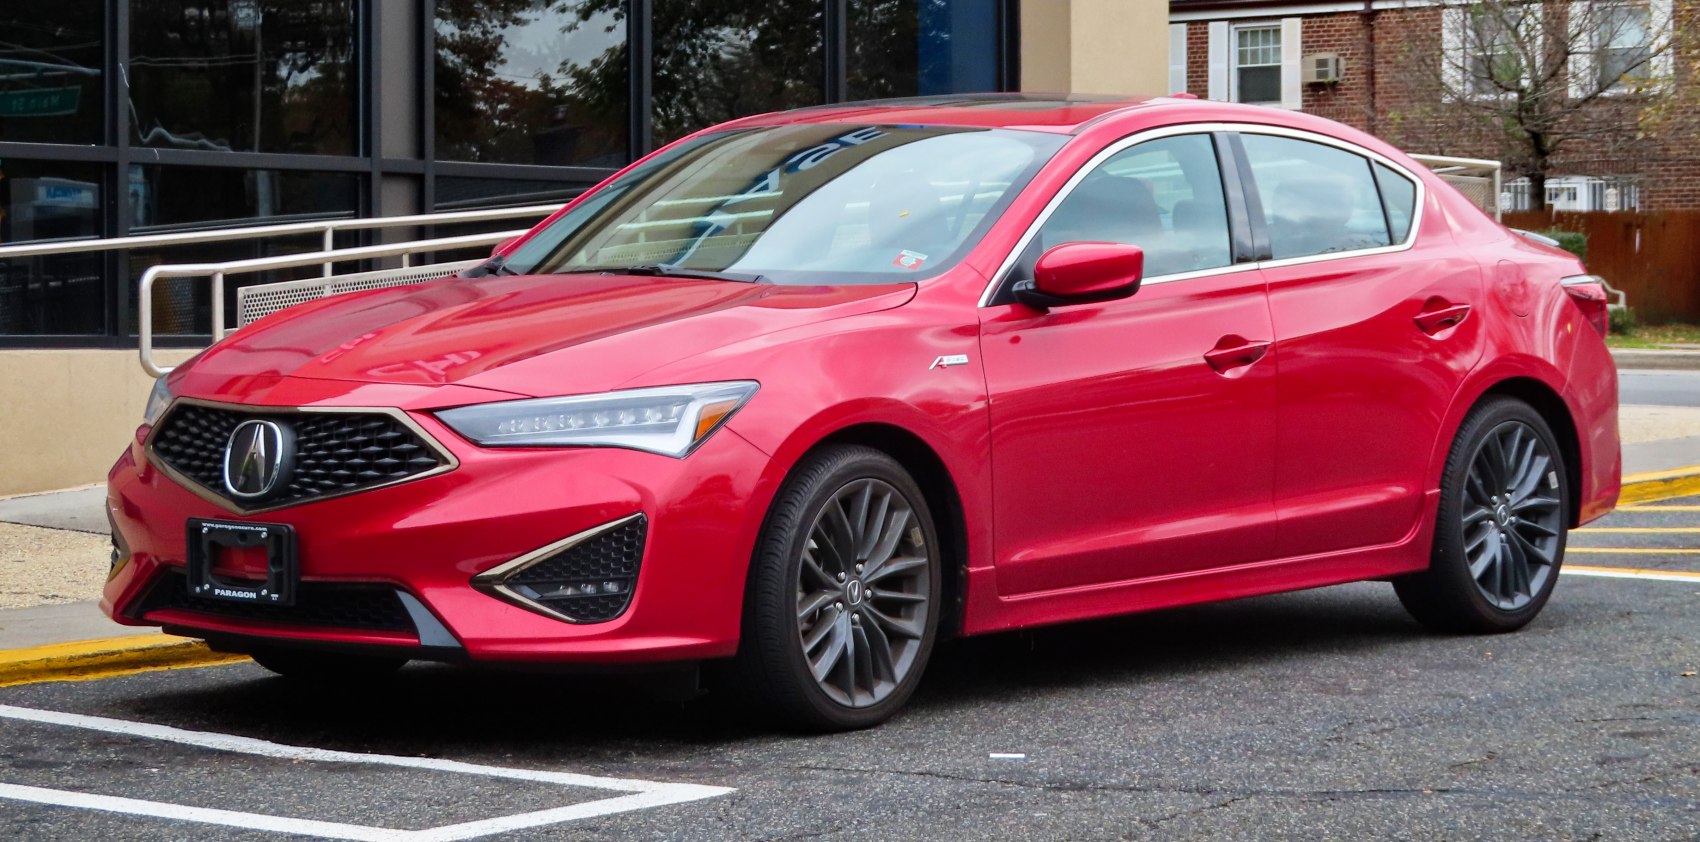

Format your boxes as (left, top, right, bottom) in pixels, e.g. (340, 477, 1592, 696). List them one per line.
(1561, 275, 1610, 336)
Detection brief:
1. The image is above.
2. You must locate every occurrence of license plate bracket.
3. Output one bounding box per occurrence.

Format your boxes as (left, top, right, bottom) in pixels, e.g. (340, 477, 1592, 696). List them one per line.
(185, 518, 297, 606)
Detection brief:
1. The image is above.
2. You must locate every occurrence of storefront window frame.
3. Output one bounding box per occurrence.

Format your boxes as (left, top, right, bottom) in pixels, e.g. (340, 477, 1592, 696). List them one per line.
(0, 0, 1017, 348)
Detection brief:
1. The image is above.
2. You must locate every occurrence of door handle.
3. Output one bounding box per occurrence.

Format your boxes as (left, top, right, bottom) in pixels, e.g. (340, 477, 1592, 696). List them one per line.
(1204, 335, 1271, 374)
(1414, 301, 1472, 335)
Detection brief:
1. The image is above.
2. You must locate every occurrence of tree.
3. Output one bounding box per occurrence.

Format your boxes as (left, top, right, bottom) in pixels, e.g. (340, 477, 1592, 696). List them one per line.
(1395, 0, 1696, 210)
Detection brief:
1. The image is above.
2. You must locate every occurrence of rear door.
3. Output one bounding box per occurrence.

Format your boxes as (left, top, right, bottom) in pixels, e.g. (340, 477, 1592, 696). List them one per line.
(1232, 130, 1487, 558)
(979, 131, 1279, 596)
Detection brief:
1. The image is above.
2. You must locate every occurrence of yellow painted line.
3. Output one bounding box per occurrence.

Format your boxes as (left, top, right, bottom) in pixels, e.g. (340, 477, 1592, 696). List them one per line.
(1617, 505, 1700, 512)
(1568, 547, 1700, 554)
(1576, 527, 1700, 533)
(1565, 564, 1700, 582)
(0, 636, 247, 689)
(1618, 465, 1700, 505)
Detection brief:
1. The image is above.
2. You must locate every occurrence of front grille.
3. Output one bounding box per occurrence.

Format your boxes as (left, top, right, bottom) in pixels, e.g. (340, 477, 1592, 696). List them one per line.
(496, 516, 647, 623)
(138, 569, 414, 633)
(150, 403, 448, 509)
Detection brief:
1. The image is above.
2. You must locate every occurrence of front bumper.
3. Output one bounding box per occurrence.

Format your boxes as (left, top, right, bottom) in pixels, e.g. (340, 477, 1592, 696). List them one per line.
(103, 401, 773, 665)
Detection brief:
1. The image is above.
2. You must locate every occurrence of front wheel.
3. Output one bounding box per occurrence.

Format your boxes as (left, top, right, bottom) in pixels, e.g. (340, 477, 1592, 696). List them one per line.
(736, 445, 941, 731)
(1396, 397, 1569, 633)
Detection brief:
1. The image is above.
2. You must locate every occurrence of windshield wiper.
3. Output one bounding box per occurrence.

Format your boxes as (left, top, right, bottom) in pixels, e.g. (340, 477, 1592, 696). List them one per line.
(464, 254, 517, 277)
(560, 263, 769, 284)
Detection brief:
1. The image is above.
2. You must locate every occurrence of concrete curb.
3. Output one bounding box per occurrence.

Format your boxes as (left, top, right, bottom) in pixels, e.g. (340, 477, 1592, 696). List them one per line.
(1611, 348, 1700, 371)
(0, 636, 247, 688)
(1618, 465, 1700, 506)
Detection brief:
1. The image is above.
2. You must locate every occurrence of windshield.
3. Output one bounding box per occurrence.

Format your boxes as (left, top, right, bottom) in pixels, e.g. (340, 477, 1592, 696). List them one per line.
(500, 123, 1065, 284)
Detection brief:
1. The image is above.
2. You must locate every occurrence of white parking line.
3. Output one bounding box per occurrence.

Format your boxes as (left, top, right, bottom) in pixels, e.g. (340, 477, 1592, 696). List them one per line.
(1563, 565, 1700, 584)
(0, 703, 732, 841)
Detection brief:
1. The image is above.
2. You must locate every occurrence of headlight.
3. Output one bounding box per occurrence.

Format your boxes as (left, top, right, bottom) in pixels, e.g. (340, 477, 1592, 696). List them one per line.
(142, 376, 173, 426)
(435, 381, 759, 458)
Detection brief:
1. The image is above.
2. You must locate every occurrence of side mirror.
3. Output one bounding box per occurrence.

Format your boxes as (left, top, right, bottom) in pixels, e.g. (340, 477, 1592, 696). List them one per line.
(1014, 242, 1144, 311)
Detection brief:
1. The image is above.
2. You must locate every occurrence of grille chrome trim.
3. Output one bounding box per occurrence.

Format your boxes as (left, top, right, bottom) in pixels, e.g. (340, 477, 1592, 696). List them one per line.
(472, 514, 645, 625)
(143, 397, 460, 515)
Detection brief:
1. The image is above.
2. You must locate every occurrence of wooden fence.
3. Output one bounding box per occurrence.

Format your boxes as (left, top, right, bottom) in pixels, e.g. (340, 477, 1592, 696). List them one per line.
(1502, 210, 1700, 324)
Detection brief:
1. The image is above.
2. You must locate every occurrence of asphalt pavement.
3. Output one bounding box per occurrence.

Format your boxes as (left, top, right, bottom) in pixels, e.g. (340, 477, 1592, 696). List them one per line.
(3, 495, 1698, 840)
(1621, 369, 1700, 408)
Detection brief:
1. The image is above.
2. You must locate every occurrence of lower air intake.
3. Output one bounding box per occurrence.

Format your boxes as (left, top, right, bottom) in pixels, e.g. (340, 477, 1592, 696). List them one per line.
(477, 515, 646, 624)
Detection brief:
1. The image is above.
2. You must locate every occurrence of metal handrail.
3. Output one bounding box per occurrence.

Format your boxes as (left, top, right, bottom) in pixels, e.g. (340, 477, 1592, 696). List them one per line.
(1410, 154, 1504, 221)
(0, 203, 559, 274)
(139, 229, 527, 377)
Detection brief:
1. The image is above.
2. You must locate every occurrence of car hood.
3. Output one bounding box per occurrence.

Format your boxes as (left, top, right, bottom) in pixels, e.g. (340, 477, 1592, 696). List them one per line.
(183, 274, 916, 399)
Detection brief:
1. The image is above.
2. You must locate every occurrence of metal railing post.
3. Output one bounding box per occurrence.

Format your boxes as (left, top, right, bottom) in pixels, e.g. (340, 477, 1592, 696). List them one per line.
(211, 271, 226, 341)
(322, 226, 335, 277)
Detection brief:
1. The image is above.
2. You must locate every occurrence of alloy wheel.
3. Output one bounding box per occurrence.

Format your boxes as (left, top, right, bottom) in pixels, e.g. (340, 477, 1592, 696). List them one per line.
(1461, 420, 1564, 610)
(795, 478, 932, 708)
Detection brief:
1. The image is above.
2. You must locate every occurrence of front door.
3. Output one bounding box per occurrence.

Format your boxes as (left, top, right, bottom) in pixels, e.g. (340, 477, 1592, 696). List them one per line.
(980, 132, 1278, 596)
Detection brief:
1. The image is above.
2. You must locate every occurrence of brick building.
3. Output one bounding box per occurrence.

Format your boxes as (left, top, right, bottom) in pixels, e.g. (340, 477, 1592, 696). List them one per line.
(1168, 0, 1699, 211)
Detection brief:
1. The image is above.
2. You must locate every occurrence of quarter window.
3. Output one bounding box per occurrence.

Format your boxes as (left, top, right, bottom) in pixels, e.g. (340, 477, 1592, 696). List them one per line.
(1373, 163, 1418, 244)
(1025, 134, 1233, 281)
(1240, 135, 1394, 260)
(1234, 26, 1282, 104)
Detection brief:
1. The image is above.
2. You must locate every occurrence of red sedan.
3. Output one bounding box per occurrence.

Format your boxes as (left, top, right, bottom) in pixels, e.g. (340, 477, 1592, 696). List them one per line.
(105, 94, 1620, 730)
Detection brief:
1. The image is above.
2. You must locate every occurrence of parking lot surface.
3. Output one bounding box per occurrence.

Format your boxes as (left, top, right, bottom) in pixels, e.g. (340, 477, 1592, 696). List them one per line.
(3, 497, 1699, 841)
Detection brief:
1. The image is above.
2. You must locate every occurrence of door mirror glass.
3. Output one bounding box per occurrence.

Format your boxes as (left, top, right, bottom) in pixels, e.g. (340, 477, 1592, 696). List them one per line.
(1018, 242, 1144, 309)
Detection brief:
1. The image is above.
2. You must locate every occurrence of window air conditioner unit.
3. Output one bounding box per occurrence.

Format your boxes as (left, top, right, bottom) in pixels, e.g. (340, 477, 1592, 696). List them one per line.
(1303, 53, 1343, 84)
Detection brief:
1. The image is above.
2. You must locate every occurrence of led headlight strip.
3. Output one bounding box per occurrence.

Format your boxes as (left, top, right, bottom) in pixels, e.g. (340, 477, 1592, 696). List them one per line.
(435, 381, 758, 458)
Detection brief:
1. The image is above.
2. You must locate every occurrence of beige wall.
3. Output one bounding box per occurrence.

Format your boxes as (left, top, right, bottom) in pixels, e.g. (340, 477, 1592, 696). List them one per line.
(1021, 0, 1171, 96)
(0, 349, 196, 497)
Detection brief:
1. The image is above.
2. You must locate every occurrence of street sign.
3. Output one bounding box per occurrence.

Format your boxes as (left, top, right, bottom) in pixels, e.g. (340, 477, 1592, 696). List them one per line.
(0, 87, 80, 117)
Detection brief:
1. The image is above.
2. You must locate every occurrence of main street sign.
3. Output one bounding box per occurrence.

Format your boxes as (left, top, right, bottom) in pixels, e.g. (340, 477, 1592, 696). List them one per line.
(0, 87, 80, 117)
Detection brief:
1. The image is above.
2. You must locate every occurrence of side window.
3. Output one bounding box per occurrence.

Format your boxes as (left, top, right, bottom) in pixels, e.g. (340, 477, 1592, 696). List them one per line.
(1026, 134, 1233, 280)
(1240, 134, 1391, 260)
(1373, 162, 1418, 243)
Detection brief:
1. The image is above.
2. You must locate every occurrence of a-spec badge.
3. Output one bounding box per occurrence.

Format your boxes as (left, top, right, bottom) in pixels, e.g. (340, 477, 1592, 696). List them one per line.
(929, 354, 970, 370)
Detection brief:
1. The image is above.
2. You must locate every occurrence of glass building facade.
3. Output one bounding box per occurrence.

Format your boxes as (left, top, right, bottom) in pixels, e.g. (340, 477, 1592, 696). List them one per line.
(0, 0, 1016, 345)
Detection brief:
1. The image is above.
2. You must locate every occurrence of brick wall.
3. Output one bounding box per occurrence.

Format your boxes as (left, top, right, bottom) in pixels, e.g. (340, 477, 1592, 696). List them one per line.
(1173, 3, 1700, 210)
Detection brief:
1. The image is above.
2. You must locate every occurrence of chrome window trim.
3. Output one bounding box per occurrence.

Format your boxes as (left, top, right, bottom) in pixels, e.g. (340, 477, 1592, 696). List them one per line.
(142, 397, 460, 516)
(978, 122, 1428, 307)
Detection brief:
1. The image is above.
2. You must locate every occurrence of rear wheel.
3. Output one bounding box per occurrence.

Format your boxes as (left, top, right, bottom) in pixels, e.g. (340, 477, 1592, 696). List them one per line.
(737, 445, 940, 731)
(249, 647, 408, 681)
(1396, 397, 1569, 633)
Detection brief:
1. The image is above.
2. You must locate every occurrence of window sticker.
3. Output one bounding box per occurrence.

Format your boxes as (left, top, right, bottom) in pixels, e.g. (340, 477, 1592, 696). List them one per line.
(892, 250, 928, 270)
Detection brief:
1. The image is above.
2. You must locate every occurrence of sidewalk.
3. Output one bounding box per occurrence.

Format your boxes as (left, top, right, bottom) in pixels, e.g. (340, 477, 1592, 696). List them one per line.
(3, 399, 1699, 683)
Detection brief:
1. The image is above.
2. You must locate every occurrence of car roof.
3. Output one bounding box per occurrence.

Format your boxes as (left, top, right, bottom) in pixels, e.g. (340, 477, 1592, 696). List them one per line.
(717, 92, 1292, 135)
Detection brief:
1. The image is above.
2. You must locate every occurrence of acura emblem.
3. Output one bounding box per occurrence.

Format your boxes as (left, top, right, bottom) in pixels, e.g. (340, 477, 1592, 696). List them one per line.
(223, 419, 293, 500)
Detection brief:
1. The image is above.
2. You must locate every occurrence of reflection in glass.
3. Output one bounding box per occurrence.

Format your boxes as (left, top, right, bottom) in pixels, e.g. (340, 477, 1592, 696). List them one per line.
(128, 165, 358, 230)
(0, 160, 105, 335)
(651, 0, 825, 144)
(435, 1, 630, 167)
(435, 176, 588, 211)
(0, 0, 104, 144)
(129, 0, 357, 155)
(848, 0, 998, 100)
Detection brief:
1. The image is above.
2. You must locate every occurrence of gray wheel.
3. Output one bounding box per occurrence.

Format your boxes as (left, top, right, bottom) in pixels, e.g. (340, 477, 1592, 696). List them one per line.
(736, 445, 940, 730)
(1397, 397, 1569, 633)
(1460, 419, 1564, 609)
(795, 477, 933, 709)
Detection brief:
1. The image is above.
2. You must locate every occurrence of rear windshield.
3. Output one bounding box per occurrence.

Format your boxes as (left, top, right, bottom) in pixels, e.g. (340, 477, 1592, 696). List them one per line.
(501, 123, 1065, 284)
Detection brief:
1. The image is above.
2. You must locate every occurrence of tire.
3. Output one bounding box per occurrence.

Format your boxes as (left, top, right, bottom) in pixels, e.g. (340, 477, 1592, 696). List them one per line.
(1395, 397, 1570, 633)
(249, 647, 408, 681)
(735, 445, 942, 731)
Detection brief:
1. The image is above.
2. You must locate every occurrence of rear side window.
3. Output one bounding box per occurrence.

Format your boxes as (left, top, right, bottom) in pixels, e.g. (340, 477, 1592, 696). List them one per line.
(1240, 134, 1392, 260)
(1374, 162, 1418, 243)
(1028, 133, 1233, 279)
